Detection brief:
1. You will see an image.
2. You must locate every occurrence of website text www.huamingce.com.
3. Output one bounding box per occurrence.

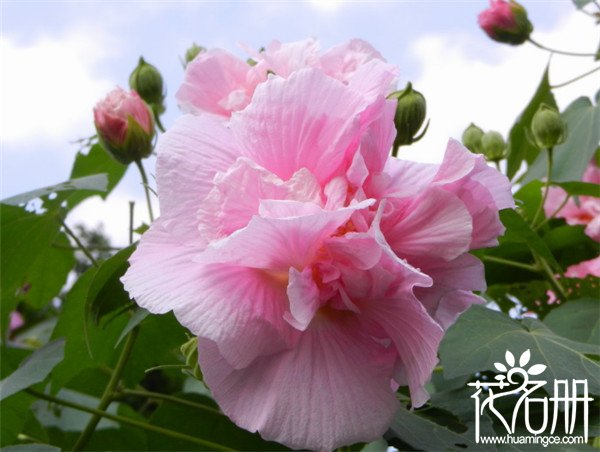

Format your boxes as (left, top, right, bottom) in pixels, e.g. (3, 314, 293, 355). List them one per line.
(478, 434, 585, 448)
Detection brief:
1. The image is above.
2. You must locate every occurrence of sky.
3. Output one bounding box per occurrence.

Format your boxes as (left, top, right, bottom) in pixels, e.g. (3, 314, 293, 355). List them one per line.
(1, 0, 599, 246)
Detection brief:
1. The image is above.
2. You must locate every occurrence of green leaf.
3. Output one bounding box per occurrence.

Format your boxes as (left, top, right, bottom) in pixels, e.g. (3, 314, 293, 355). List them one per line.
(551, 181, 600, 197)
(544, 297, 599, 344)
(542, 225, 598, 269)
(500, 209, 560, 270)
(439, 305, 600, 395)
(0, 392, 36, 446)
(2, 444, 60, 451)
(0, 338, 65, 401)
(1, 175, 108, 207)
(147, 392, 287, 451)
(50, 268, 127, 392)
(525, 96, 600, 183)
(572, 0, 594, 8)
(360, 438, 388, 451)
(388, 404, 478, 450)
(486, 279, 551, 317)
(506, 67, 557, 179)
(514, 180, 543, 223)
(86, 246, 135, 325)
(0, 205, 66, 333)
(64, 143, 127, 210)
(115, 309, 150, 347)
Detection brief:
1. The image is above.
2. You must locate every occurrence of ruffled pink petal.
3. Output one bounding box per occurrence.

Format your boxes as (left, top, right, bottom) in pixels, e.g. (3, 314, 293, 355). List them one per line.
(156, 114, 240, 245)
(176, 49, 254, 116)
(259, 38, 321, 78)
(381, 187, 473, 261)
(198, 200, 373, 270)
(197, 158, 322, 239)
(413, 254, 486, 329)
(345, 58, 399, 99)
(198, 315, 399, 451)
(231, 68, 376, 185)
(319, 39, 386, 84)
(122, 219, 293, 368)
(284, 267, 321, 331)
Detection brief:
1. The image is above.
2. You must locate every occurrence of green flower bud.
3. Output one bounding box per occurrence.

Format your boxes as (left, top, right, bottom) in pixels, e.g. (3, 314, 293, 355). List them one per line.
(388, 82, 429, 150)
(184, 43, 205, 66)
(462, 123, 485, 154)
(129, 57, 165, 113)
(180, 336, 203, 381)
(481, 131, 507, 162)
(531, 104, 567, 149)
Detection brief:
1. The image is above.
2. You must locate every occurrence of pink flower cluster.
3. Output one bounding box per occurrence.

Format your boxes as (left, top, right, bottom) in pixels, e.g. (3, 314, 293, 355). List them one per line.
(544, 160, 600, 242)
(123, 39, 513, 450)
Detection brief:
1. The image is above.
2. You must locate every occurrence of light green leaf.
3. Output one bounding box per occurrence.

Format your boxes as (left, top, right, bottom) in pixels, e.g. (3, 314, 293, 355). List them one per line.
(544, 298, 599, 344)
(389, 404, 479, 450)
(439, 306, 600, 395)
(0, 338, 65, 401)
(1, 174, 108, 206)
(115, 309, 150, 347)
(524, 96, 600, 183)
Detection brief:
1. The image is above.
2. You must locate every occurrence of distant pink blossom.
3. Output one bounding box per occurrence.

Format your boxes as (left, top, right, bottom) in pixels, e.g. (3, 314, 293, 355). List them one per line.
(176, 38, 398, 118)
(544, 160, 600, 242)
(478, 0, 532, 45)
(123, 55, 513, 449)
(565, 256, 600, 279)
(9, 311, 24, 332)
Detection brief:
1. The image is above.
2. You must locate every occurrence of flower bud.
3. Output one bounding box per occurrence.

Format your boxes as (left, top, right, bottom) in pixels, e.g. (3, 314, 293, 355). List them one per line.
(481, 131, 507, 162)
(462, 123, 485, 154)
(184, 43, 205, 66)
(129, 57, 165, 113)
(389, 82, 428, 150)
(94, 87, 155, 164)
(180, 336, 203, 381)
(531, 104, 566, 149)
(478, 0, 533, 46)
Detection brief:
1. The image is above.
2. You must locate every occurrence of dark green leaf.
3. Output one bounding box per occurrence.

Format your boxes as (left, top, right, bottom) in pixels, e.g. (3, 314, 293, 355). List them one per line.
(544, 298, 599, 344)
(2, 444, 60, 451)
(439, 306, 600, 395)
(0, 338, 65, 401)
(525, 96, 600, 183)
(572, 0, 594, 8)
(551, 181, 600, 197)
(388, 404, 479, 450)
(64, 143, 127, 209)
(0, 205, 74, 335)
(500, 209, 560, 270)
(506, 67, 557, 179)
(0, 392, 36, 446)
(514, 180, 543, 223)
(148, 392, 287, 450)
(486, 279, 551, 317)
(542, 225, 598, 269)
(86, 246, 135, 325)
(2, 175, 108, 207)
(50, 268, 127, 392)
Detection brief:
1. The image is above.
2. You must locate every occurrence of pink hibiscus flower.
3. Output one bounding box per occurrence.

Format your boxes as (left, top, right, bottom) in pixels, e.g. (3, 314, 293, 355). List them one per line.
(123, 60, 512, 449)
(176, 38, 398, 118)
(544, 160, 600, 242)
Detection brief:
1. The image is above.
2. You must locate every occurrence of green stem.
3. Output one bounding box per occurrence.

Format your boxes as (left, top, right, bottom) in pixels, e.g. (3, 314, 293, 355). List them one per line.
(25, 389, 229, 451)
(73, 327, 140, 451)
(532, 148, 553, 227)
(391, 143, 400, 158)
(117, 388, 223, 416)
(129, 201, 135, 245)
(481, 255, 539, 272)
(536, 255, 569, 302)
(59, 220, 98, 267)
(551, 66, 600, 89)
(135, 159, 155, 223)
(528, 38, 599, 57)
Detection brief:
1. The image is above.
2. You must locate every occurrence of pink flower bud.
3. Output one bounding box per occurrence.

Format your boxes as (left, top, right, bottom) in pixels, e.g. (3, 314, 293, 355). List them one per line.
(93, 87, 154, 164)
(478, 0, 533, 45)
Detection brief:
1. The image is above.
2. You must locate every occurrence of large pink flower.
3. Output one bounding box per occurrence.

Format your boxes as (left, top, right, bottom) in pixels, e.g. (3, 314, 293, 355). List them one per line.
(123, 62, 512, 449)
(544, 160, 600, 242)
(176, 38, 398, 118)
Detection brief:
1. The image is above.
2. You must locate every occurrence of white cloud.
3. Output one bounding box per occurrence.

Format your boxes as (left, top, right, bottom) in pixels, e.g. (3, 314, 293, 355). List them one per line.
(310, 0, 344, 13)
(406, 11, 598, 164)
(0, 30, 115, 147)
